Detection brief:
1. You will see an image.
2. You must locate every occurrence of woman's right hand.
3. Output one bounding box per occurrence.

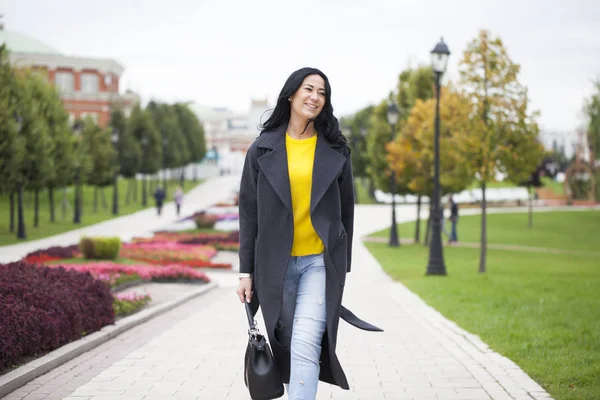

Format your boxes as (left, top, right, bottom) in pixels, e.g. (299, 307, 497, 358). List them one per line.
(236, 277, 253, 303)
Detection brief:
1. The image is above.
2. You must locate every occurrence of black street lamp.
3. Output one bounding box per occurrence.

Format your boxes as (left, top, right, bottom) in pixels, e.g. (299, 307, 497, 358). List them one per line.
(426, 38, 450, 276)
(111, 128, 120, 215)
(387, 102, 400, 247)
(73, 121, 83, 224)
(141, 136, 148, 207)
(15, 113, 26, 240)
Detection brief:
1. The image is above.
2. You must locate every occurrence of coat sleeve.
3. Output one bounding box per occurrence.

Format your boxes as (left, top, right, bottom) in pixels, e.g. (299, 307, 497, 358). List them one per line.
(238, 142, 260, 274)
(339, 150, 355, 272)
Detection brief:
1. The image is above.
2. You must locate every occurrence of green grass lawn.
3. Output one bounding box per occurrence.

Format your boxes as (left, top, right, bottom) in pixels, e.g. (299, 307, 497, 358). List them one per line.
(372, 210, 600, 252)
(541, 176, 566, 197)
(366, 211, 600, 400)
(0, 179, 202, 246)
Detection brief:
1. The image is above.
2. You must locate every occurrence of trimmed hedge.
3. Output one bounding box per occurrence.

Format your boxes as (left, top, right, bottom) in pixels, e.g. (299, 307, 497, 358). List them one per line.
(79, 237, 121, 260)
(0, 262, 115, 374)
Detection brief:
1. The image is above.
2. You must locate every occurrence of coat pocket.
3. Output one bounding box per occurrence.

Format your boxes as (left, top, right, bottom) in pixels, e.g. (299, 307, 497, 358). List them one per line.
(328, 232, 348, 287)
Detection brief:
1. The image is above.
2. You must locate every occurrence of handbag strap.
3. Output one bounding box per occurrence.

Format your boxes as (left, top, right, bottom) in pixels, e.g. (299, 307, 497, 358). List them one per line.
(244, 301, 256, 330)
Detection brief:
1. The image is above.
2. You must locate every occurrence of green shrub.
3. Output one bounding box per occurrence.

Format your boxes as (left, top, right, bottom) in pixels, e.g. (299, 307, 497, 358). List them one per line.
(79, 237, 95, 259)
(79, 237, 121, 260)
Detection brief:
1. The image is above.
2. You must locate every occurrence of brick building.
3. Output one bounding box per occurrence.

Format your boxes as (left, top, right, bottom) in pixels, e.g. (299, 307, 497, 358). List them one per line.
(0, 28, 139, 127)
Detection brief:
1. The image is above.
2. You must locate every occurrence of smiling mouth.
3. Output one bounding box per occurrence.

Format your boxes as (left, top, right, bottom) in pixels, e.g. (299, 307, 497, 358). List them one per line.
(305, 103, 318, 110)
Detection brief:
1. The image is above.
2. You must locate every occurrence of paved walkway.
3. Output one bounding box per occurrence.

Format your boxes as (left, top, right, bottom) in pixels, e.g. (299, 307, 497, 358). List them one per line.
(3, 178, 567, 400)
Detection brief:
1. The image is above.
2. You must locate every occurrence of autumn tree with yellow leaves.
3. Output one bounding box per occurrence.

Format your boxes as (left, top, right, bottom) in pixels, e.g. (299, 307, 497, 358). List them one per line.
(387, 86, 473, 243)
(458, 29, 543, 273)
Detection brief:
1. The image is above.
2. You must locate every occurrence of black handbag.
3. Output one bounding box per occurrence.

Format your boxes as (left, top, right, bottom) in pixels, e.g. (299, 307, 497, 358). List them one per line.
(244, 301, 284, 400)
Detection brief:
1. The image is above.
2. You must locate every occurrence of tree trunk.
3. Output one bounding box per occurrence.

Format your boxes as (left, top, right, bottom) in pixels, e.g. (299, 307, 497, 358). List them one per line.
(126, 179, 132, 205)
(133, 178, 138, 202)
(61, 188, 68, 219)
(9, 191, 15, 232)
(93, 187, 98, 213)
(34, 189, 40, 228)
(368, 178, 376, 200)
(180, 168, 185, 189)
(100, 187, 108, 210)
(17, 183, 26, 239)
(528, 184, 533, 228)
(193, 164, 198, 182)
(49, 186, 55, 223)
(80, 185, 84, 217)
(479, 182, 487, 273)
(142, 175, 148, 206)
(164, 169, 168, 190)
(414, 195, 422, 243)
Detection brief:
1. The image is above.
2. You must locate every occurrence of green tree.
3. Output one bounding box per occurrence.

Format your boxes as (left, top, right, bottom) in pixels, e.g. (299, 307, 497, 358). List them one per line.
(0, 44, 26, 233)
(112, 106, 141, 204)
(583, 78, 600, 200)
(387, 87, 474, 243)
(174, 102, 206, 182)
(81, 118, 116, 213)
(341, 105, 375, 202)
(366, 99, 399, 194)
(147, 102, 187, 188)
(29, 73, 76, 223)
(458, 29, 542, 272)
(128, 105, 161, 206)
(13, 73, 54, 236)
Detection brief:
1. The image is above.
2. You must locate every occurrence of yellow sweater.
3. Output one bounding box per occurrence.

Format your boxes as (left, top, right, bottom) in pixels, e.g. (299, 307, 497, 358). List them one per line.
(286, 133, 324, 256)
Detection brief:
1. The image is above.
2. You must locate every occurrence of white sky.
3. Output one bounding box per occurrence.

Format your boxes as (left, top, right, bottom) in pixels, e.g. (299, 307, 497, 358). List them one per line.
(2, 0, 600, 134)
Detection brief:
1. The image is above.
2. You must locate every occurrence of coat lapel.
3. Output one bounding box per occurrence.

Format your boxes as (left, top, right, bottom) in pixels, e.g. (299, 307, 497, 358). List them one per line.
(311, 134, 346, 214)
(256, 126, 346, 215)
(257, 126, 293, 213)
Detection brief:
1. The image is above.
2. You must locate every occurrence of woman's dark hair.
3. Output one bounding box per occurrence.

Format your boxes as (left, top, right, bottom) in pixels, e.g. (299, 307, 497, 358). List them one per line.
(260, 67, 348, 148)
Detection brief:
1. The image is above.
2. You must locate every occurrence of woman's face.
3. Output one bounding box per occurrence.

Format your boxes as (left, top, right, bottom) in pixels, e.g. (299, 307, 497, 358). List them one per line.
(289, 74, 326, 121)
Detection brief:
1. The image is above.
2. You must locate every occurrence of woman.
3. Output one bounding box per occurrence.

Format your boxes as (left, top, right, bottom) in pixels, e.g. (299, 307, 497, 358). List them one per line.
(174, 186, 183, 216)
(236, 67, 381, 399)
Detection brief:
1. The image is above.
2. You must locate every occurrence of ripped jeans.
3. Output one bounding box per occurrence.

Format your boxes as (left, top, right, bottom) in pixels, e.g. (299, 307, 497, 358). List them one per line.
(280, 253, 327, 400)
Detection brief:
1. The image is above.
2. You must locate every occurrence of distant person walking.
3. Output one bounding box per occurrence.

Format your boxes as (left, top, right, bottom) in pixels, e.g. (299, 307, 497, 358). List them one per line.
(153, 187, 166, 216)
(449, 195, 459, 243)
(174, 187, 183, 216)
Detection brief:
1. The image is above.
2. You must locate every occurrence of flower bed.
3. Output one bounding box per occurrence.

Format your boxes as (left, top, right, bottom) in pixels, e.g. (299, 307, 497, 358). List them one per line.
(48, 262, 211, 284)
(113, 292, 152, 317)
(122, 242, 218, 258)
(123, 256, 231, 269)
(22, 245, 80, 264)
(120, 246, 229, 268)
(0, 262, 114, 374)
(141, 230, 240, 244)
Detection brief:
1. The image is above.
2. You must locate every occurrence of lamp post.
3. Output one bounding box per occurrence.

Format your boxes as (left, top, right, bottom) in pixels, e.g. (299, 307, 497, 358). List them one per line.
(15, 113, 26, 239)
(141, 136, 148, 207)
(387, 102, 400, 247)
(426, 38, 450, 276)
(111, 128, 120, 215)
(72, 121, 83, 224)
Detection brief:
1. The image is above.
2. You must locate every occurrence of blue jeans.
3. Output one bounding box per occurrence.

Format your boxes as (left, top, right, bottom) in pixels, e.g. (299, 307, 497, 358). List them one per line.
(451, 219, 458, 242)
(280, 253, 327, 400)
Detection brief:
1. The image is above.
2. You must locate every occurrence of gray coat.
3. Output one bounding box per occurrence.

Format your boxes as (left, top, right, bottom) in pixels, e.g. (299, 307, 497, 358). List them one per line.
(238, 124, 382, 390)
